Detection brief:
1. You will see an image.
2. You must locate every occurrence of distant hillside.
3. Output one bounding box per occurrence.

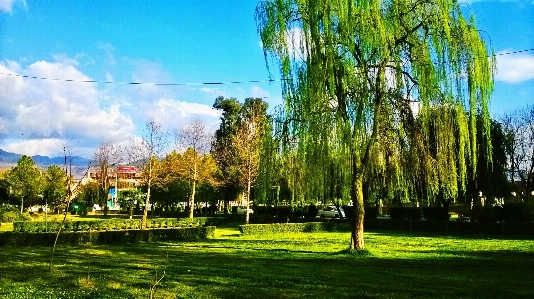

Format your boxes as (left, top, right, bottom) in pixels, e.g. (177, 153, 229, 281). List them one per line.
(0, 149, 91, 178)
(0, 149, 20, 163)
(0, 149, 91, 166)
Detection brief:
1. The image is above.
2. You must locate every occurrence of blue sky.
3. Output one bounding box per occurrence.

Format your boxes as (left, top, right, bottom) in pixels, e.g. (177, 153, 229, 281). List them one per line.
(0, 0, 533, 159)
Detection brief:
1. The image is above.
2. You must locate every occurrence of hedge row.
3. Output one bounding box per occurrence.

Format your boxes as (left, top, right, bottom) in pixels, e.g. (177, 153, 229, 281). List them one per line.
(364, 219, 534, 236)
(388, 207, 450, 221)
(239, 222, 350, 235)
(0, 226, 215, 247)
(12, 217, 224, 233)
(239, 220, 534, 236)
(473, 203, 534, 223)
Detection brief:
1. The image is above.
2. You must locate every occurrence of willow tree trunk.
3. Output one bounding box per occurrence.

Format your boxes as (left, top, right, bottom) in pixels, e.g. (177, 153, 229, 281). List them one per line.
(350, 175, 365, 250)
(350, 151, 365, 250)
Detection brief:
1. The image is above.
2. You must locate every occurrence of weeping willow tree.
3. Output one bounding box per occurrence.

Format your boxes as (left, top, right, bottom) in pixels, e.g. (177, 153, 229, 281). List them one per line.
(256, 0, 494, 250)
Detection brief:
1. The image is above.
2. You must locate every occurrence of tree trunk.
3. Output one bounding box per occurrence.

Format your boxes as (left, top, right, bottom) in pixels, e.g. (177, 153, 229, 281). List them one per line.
(245, 178, 251, 224)
(189, 179, 196, 219)
(141, 168, 152, 230)
(20, 197, 24, 213)
(141, 186, 150, 229)
(350, 175, 365, 250)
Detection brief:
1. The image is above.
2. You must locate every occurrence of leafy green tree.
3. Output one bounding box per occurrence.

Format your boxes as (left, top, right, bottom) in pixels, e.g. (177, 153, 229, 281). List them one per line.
(74, 181, 102, 207)
(212, 97, 243, 211)
(0, 174, 14, 204)
(230, 98, 269, 223)
(151, 151, 186, 213)
(256, 114, 282, 206)
(6, 156, 43, 212)
(257, 0, 494, 249)
(118, 188, 144, 219)
(44, 165, 67, 207)
(176, 119, 218, 219)
(471, 118, 511, 202)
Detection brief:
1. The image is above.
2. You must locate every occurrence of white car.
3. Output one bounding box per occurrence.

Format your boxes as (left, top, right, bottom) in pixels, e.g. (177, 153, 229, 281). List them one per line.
(318, 206, 345, 218)
(236, 206, 254, 214)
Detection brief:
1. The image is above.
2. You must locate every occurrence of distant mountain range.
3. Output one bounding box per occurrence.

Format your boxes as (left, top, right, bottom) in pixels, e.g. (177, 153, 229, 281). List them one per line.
(0, 148, 91, 166)
(0, 149, 92, 178)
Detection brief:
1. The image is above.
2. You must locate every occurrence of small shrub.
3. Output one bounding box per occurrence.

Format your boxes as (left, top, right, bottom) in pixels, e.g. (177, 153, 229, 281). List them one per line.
(501, 202, 534, 223)
(0, 206, 31, 222)
(405, 208, 422, 221)
(388, 207, 404, 219)
(473, 206, 499, 223)
(364, 207, 378, 220)
(422, 207, 448, 221)
(1, 211, 20, 222)
(304, 204, 318, 218)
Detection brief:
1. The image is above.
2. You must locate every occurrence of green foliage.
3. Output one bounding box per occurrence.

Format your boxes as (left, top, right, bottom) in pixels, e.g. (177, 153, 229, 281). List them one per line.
(256, 0, 494, 249)
(389, 207, 423, 221)
(12, 217, 225, 233)
(239, 222, 350, 235)
(4, 156, 44, 210)
(75, 181, 105, 207)
(117, 188, 143, 217)
(0, 226, 215, 247)
(422, 207, 450, 221)
(212, 97, 242, 188)
(473, 202, 534, 223)
(0, 205, 31, 222)
(501, 202, 534, 223)
(44, 165, 67, 206)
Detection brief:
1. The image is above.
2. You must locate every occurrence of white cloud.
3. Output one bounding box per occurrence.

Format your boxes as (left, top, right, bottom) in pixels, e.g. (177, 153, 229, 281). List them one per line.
(0, 56, 233, 158)
(250, 85, 271, 99)
(0, 59, 134, 158)
(495, 51, 534, 84)
(0, 0, 26, 13)
(97, 42, 117, 66)
(146, 98, 221, 133)
(51, 54, 80, 66)
(2, 138, 64, 157)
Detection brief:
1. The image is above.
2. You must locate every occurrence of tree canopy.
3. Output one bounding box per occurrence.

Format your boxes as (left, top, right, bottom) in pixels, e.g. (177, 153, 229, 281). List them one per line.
(5, 155, 43, 212)
(256, 0, 494, 249)
(44, 165, 68, 207)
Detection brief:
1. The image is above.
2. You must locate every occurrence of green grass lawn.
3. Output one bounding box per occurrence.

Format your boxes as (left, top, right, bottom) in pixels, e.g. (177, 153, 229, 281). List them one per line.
(1, 227, 533, 298)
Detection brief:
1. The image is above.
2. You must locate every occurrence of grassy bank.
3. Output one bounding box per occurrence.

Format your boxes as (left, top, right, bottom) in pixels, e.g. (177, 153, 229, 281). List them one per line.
(1, 227, 533, 298)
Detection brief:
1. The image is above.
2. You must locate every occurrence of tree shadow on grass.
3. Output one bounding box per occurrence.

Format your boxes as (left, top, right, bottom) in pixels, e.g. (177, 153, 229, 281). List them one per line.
(369, 229, 534, 241)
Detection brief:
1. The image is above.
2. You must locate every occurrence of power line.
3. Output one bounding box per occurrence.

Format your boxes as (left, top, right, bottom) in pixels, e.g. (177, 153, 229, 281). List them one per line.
(0, 48, 532, 86)
(494, 48, 534, 56)
(0, 71, 281, 86)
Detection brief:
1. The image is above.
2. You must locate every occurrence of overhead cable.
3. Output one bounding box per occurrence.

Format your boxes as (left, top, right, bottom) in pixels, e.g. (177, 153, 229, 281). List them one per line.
(0, 48, 532, 86)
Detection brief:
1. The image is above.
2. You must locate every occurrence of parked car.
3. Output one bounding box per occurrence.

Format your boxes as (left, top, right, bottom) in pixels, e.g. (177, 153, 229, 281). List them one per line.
(317, 206, 345, 218)
(236, 206, 254, 214)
